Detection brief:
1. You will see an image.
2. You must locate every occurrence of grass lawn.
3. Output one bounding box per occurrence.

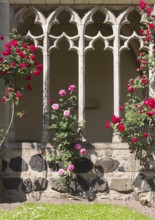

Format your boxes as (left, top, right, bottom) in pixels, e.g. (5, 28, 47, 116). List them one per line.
(0, 203, 153, 220)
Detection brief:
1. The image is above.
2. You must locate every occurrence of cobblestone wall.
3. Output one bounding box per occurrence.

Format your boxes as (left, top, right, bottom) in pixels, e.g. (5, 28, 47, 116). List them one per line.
(2, 142, 155, 204)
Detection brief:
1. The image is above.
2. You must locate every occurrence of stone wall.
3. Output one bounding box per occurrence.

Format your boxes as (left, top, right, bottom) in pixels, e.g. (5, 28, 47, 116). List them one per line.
(2, 142, 155, 204)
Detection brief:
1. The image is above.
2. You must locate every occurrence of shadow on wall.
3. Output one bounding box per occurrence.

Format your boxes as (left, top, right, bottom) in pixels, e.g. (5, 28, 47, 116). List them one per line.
(2, 143, 48, 202)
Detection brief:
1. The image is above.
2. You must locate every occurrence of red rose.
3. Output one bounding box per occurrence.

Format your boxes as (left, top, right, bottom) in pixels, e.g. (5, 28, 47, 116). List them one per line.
(19, 52, 25, 58)
(131, 137, 137, 143)
(29, 45, 36, 52)
(11, 40, 18, 47)
(147, 111, 154, 117)
(105, 121, 110, 128)
(149, 22, 154, 30)
(27, 84, 32, 91)
(16, 91, 22, 101)
(117, 123, 125, 132)
(147, 7, 153, 16)
(112, 115, 121, 124)
(25, 75, 32, 81)
(139, 0, 147, 10)
(143, 132, 148, 137)
(20, 63, 27, 68)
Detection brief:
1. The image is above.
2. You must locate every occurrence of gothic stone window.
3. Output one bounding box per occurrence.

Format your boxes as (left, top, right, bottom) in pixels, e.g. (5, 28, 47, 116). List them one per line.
(11, 5, 146, 143)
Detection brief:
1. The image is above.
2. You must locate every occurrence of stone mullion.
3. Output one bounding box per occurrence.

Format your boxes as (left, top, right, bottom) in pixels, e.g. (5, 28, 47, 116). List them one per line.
(78, 26, 85, 128)
(112, 24, 121, 142)
(42, 28, 50, 143)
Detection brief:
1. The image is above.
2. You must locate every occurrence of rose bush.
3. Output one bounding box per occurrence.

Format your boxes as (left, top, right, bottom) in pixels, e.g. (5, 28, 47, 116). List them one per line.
(106, 0, 155, 160)
(48, 85, 86, 180)
(0, 29, 42, 145)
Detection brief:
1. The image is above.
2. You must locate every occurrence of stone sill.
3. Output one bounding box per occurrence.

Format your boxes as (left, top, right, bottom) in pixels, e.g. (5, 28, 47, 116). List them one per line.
(6, 0, 155, 5)
(3, 142, 129, 150)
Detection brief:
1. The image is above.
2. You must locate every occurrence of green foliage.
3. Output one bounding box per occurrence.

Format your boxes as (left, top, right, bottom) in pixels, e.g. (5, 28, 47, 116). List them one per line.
(0, 203, 153, 220)
(107, 1, 155, 160)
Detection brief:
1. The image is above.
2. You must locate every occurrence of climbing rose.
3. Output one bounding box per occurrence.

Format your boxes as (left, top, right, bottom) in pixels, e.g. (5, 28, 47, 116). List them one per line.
(131, 137, 137, 143)
(63, 110, 70, 117)
(49, 99, 54, 104)
(143, 132, 148, 137)
(1, 97, 6, 103)
(74, 143, 82, 150)
(80, 148, 87, 155)
(147, 7, 153, 16)
(52, 103, 59, 110)
(29, 45, 36, 52)
(58, 168, 66, 176)
(68, 85, 76, 92)
(59, 89, 66, 97)
(67, 164, 74, 171)
(16, 91, 22, 100)
(112, 115, 121, 124)
(105, 121, 110, 128)
(139, 0, 147, 10)
(149, 22, 154, 30)
(27, 84, 32, 91)
(128, 85, 134, 93)
(117, 123, 125, 132)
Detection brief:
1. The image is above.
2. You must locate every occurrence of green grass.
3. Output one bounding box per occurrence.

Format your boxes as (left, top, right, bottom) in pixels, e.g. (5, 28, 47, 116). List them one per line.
(0, 203, 153, 220)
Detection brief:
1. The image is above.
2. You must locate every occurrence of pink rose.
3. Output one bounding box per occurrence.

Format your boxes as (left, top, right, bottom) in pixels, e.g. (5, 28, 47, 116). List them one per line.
(68, 85, 76, 92)
(74, 143, 82, 150)
(67, 164, 74, 172)
(58, 168, 66, 176)
(52, 103, 59, 110)
(63, 110, 70, 117)
(59, 89, 66, 97)
(80, 148, 87, 155)
(16, 91, 22, 101)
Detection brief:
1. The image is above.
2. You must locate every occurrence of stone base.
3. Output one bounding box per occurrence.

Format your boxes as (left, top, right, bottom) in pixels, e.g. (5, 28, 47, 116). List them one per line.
(1, 142, 155, 203)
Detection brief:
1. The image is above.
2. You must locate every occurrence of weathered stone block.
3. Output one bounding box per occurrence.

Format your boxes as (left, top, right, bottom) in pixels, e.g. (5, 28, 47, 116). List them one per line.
(34, 177, 48, 191)
(3, 177, 22, 190)
(91, 177, 108, 192)
(29, 154, 47, 172)
(21, 178, 33, 193)
(10, 157, 28, 172)
(110, 178, 133, 192)
(73, 157, 93, 173)
(133, 173, 155, 192)
(95, 157, 119, 173)
(70, 175, 90, 194)
(50, 177, 69, 193)
(48, 161, 61, 171)
(2, 159, 7, 172)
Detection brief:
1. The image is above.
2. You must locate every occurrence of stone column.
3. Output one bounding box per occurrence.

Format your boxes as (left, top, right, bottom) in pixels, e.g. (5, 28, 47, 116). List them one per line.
(0, 0, 10, 202)
(78, 26, 85, 128)
(112, 24, 121, 142)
